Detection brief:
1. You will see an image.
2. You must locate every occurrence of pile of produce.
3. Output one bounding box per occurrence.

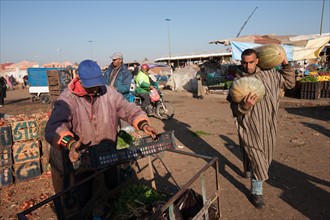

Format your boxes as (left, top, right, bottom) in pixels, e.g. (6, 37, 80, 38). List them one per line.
(254, 44, 286, 70)
(297, 69, 330, 82)
(317, 69, 330, 81)
(229, 77, 265, 103)
(299, 75, 318, 83)
(109, 184, 168, 220)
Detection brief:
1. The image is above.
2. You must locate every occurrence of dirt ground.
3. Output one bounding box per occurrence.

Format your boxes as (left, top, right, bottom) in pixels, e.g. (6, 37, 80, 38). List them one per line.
(0, 87, 329, 220)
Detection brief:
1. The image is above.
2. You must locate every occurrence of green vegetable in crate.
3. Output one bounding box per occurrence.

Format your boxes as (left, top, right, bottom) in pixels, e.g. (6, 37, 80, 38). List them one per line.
(116, 130, 133, 149)
(254, 44, 286, 70)
(300, 75, 318, 82)
(230, 77, 265, 103)
(110, 184, 168, 219)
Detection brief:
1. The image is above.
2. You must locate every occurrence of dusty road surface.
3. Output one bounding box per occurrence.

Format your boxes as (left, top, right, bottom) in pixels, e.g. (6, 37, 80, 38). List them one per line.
(0, 87, 329, 220)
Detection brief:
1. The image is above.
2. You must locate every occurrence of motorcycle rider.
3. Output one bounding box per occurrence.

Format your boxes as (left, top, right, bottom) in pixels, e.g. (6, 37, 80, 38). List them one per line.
(135, 64, 158, 115)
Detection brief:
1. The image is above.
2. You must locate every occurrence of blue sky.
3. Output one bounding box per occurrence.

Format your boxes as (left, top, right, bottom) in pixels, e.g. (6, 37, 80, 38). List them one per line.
(1, 0, 329, 66)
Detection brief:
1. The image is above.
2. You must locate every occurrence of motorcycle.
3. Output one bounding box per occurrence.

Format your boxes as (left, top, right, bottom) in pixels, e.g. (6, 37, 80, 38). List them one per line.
(134, 91, 174, 120)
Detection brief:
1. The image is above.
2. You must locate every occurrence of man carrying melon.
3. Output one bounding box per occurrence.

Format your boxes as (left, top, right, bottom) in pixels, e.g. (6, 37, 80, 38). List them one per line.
(227, 46, 295, 209)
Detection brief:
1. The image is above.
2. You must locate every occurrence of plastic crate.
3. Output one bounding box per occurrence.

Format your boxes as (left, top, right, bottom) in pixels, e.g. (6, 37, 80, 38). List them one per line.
(320, 81, 330, 98)
(88, 131, 176, 170)
(299, 82, 321, 100)
(17, 148, 221, 220)
(50, 131, 177, 175)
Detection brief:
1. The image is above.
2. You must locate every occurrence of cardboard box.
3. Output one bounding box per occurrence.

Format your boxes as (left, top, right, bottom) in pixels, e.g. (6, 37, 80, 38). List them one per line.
(40, 139, 51, 158)
(13, 159, 41, 182)
(37, 119, 48, 139)
(0, 126, 12, 148)
(41, 156, 51, 173)
(0, 146, 12, 167)
(11, 120, 39, 142)
(0, 166, 13, 187)
(12, 140, 40, 163)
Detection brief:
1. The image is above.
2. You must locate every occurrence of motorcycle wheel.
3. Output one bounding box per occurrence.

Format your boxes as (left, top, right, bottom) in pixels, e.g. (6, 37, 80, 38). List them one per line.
(156, 101, 174, 120)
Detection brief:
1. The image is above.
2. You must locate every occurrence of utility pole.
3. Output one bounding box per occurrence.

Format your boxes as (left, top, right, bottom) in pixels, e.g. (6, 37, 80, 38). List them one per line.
(320, 0, 325, 35)
(236, 6, 258, 38)
(165, 19, 172, 67)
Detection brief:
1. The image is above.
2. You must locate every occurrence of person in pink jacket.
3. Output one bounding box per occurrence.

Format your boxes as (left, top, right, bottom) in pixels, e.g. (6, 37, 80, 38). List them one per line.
(45, 60, 157, 218)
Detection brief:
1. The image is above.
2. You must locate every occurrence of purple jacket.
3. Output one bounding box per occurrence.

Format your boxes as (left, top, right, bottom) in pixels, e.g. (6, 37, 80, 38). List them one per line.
(45, 77, 149, 149)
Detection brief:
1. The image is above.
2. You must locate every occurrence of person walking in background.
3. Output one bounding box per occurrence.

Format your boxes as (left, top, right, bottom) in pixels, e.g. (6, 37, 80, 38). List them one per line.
(23, 75, 28, 87)
(45, 60, 157, 219)
(0, 77, 7, 107)
(195, 68, 206, 99)
(104, 52, 132, 101)
(226, 49, 295, 209)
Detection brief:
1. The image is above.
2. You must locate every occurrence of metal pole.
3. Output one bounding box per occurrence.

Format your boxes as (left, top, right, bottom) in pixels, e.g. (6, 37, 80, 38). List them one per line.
(320, 0, 325, 35)
(236, 6, 258, 38)
(165, 19, 171, 67)
(88, 40, 94, 60)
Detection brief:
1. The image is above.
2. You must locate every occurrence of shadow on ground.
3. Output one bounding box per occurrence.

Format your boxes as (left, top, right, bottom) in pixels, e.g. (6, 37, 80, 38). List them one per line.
(162, 116, 330, 219)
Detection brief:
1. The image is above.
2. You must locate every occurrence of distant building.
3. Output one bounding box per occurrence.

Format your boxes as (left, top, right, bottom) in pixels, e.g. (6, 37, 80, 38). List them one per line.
(0, 60, 38, 84)
(43, 61, 73, 68)
(155, 51, 232, 68)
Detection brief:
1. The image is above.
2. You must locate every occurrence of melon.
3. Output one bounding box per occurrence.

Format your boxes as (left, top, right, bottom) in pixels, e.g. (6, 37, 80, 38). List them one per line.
(254, 44, 286, 70)
(230, 77, 265, 103)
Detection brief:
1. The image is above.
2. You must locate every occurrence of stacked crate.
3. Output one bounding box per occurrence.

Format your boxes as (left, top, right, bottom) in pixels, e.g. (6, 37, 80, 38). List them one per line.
(11, 118, 42, 183)
(320, 81, 330, 98)
(299, 82, 321, 100)
(0, 125, 13, 187)
(0, 113, 51, 186)
(47, 69, 73, 103)
(37, 116, 51, 172)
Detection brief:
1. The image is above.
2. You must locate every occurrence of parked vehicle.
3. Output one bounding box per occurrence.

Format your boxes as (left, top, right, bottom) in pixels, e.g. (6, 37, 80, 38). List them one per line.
(27, 68, 73, 104)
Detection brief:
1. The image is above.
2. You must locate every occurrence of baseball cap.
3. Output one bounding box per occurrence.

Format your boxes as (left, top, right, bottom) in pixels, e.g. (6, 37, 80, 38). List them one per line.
(77, 60, 106, 88)
(111, 52, 123, 60)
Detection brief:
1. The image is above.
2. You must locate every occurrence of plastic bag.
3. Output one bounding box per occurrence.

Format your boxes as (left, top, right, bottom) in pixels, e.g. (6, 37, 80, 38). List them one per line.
(149, 87, 160, 102)
(175, 188, 217, 220)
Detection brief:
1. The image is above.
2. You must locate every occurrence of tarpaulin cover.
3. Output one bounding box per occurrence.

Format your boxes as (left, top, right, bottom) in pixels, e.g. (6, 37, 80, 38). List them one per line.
(210, 33, 330, 61)
(231, 41, 293, 61)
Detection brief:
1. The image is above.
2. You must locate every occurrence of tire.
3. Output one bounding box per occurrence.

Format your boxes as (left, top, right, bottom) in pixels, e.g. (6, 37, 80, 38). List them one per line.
(40, 94, 50, 104)
(156, 101, 174, 120)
